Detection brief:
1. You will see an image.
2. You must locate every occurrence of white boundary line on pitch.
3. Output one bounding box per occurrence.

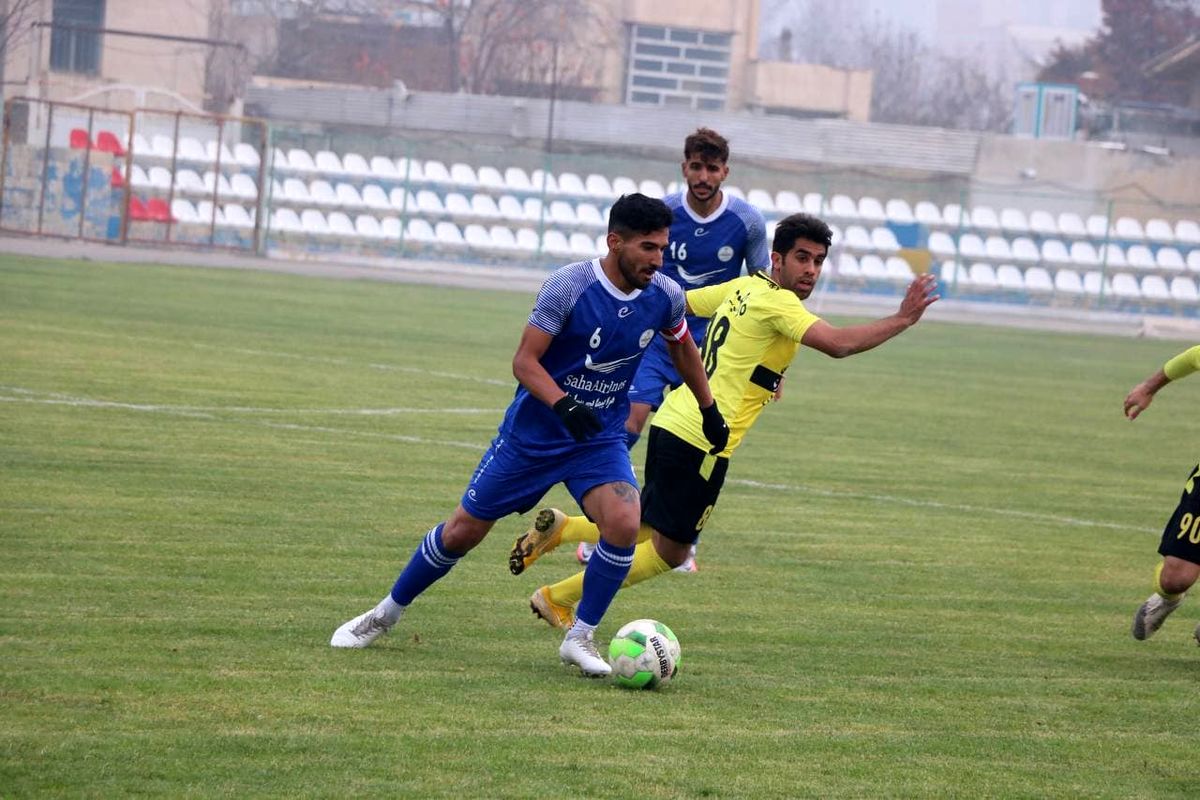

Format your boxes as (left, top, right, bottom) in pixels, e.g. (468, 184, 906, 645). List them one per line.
(3, 385, 1154, 535)
(729, 478, 1156, 534)
(2, 322, 515, 388)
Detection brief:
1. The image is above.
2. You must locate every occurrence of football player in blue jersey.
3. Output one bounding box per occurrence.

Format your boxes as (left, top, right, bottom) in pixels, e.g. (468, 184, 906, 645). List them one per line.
(330, 193, 729, 677)
(579, 127, 770, 571)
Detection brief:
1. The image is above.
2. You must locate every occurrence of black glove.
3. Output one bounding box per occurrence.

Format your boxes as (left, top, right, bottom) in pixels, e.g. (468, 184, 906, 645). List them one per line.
(699, 402, 729, 455)
(553, 396, 602, 442)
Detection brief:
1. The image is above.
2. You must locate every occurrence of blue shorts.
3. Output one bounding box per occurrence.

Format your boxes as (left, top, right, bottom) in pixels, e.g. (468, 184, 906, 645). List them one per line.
(627, 338, 680, 410)
(460, 433, 637, 521)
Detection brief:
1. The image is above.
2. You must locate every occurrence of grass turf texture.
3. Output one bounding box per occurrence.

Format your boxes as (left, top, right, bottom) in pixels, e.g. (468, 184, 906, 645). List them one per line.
(3, 253, 1200, 798)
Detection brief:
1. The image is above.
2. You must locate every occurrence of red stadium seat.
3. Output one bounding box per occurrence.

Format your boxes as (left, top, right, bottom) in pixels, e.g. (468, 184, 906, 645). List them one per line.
(128, 196, 152, 221)
(69, 128, 91, 149)
(146, 197, 174, 223)
(110, 166, 125, 188)
(95, 131, 126, 156)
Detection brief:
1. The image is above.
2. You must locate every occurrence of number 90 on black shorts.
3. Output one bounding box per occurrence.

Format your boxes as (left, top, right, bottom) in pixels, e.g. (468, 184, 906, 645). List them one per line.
(640, 426, 730, 545)
(1158, 464, 1200, 564)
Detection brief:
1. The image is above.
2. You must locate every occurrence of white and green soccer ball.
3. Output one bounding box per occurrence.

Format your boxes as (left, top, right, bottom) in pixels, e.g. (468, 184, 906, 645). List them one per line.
(608, 619, 681, 689)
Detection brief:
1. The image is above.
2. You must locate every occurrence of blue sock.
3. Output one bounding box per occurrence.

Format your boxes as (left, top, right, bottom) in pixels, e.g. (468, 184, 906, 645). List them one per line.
(575, 539, 636, 626)
(389, 524, 463, 606)
(625, 430, 641, 450)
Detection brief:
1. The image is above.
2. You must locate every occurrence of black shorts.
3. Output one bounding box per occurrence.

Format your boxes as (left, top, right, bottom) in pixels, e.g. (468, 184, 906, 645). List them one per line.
(641, 426, 730, 545)
(1157, 464, 1200, 564)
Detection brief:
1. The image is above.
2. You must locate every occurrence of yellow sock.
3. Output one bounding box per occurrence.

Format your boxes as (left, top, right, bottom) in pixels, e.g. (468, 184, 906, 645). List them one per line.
(1155, 562, 1185, 602)
(558, 517, 655, 545)
(545, 530, 670, 607)
(558, 515, 600, 544)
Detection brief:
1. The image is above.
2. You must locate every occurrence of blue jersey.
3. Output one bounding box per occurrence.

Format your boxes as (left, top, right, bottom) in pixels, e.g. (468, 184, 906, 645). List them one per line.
(661, 191, 770, 343)
(496, 259, 688, 455)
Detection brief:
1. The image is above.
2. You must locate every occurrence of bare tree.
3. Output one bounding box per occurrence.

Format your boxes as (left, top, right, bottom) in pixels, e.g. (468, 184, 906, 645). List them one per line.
(762, 0, 1013, 132)
(0, 0, 41, 88)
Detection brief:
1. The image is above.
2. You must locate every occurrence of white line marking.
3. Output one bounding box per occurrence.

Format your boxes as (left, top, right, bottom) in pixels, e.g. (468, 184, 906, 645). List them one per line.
(729, 478, 1157, 534)
(3, 384, 1153, 534)
(1, 322, 515, 387)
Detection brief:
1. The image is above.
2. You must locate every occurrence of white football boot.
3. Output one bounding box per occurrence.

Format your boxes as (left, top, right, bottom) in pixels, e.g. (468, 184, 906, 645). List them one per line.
(1131, 593, 1184, 641)
(330, 606, 402, 648)
(559, 629, 611, 677)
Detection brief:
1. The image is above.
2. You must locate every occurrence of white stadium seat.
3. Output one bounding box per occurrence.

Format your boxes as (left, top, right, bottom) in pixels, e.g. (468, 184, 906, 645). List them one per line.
(423, 160, 453, 186)
(857, 196, 887, 223)
(999, 208, 1029, 234)
(803, 193, 823, 215)
(397, 158, 425, 184)
(234, 143, 261, 168)
(1041, 239, 1071, 264)
(229, 173, 258, 200)
(958, 234, 985, 260)
(415, 190, 444, 216)
(308, 180, 338, 207)
(287, 148, 317, 173)
(470, 193, 502, 220)
(996, 264, 1024, 290)
(1054, 268, 1084, 294)
(1111, 273, 1141, 300)
(836, 253, 860, 277)
(171, 198, 199, 224)
(914, 201, 942, 226)
(342, 153, 372, 177)
(1141, 275, 1171, 302)
(498, 195, 526, 222)
(556, 172, 587, 197)
(827, 194, 859, 221)
(884, 256, 915, 282)
(747, 189, 775, 213)
(314, 150, 344, 174)
(1057, 212, 1087, 238)
(443, 193, 472, 217)
(532, 170, 560, 194)
(380, 216, 402, 239)
(1070, 241, 1101, 268)
(585, 174, 615, 200)
(177, 137, 208, 163)
(271, 208, 302, 233)
(1028, 210, 1058, 236)
(549, 200, 577, 226)
(450, 163, 479, 189)
(968, 262, 997, 288)
(638, 179, 665, 197)
(1145, 218, 1175, 243)
(859, 254, 887, 278)
(434, 220, 465, 246)
(361, 184, 391, 211)
(871, 227, 900, 252)
(774, 191, 802, 213)
(335, 183, 365, 209)
(1157, 247, 1186, 271)
(300, 208, 329, 235)
(928, 231, 956, 257)
(984, 236, 1012, 261)
(488, 225, 519, 251)
(569, 232, 596, 257)
(612, 176, 639, 197)
(1126, 245, 1156, 270)
(885, 199, 914, 224)
(1171, 276, 1200, 302)
(1175, 220, 1200, 246)
(1189, 249, 1200, 272)
(282, 178, 310, 204)
(1114, 216, 1145, 241)
(939, 260, 970, 287)
(204, 140, 235, 166)
(1086, 214, 1110, 239)
(370, 156, 400, 181)
(477, 166, 506, 192)
(355, 214, 384, 238)
(406, 218, 436, 243)
(842, 225, 873, 251)
(1010, 237, 1040, 264)
(223, 204, 254, 228)
(464, 223, 492, 249)
(970, 206, 1001, 233)
(1099, 243, 1126, 269)
(943, 203, 969, 228)
(1025, 267, 1054, 294)
(576, 203, 605, 228)
(505, 167, 534, 193)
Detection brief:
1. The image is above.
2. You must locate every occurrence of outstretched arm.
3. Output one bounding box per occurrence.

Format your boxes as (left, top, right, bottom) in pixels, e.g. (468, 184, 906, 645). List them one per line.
(801, 273, 939, 358)
(1125, 345, 1200, 420)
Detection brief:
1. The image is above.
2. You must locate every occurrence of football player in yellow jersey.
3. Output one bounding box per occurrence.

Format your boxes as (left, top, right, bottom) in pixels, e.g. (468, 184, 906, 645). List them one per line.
(1126, 345, 1200, 641)
(507, 212, 940, 628)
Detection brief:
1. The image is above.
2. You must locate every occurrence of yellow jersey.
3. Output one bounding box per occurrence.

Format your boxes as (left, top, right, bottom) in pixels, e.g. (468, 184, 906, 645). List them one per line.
(652, 271, 821, 456)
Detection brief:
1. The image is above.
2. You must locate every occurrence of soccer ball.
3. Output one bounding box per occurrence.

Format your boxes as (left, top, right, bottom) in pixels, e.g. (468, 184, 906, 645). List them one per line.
(608, 619, 681, 689)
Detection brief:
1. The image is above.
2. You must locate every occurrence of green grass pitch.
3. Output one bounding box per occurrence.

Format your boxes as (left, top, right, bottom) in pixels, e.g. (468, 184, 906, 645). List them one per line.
(3, 253, 1200, 797)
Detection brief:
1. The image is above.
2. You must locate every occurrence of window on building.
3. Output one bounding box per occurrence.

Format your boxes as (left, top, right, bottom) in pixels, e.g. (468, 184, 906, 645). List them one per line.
(50, 0, 105, 74)
(625, 23, 730, 111)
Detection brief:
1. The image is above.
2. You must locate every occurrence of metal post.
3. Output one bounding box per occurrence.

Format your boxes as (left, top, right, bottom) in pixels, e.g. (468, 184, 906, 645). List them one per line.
(77, 108, 94, 239)
(36, 101, 53, 236)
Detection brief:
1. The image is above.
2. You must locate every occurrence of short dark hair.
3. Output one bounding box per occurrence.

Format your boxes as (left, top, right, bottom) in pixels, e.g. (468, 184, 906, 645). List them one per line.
(772, 212, 833, 256)
(608, 193, 673, 236)
(683, 128, 729, 164)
